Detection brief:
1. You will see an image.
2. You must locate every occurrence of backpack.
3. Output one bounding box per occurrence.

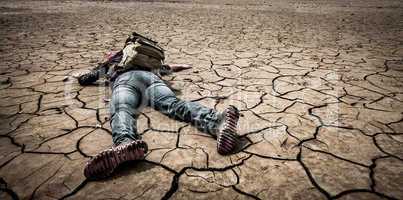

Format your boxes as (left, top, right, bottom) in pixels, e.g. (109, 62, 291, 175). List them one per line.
(78, 32, 165, 85)
(116, 32, 165, 72)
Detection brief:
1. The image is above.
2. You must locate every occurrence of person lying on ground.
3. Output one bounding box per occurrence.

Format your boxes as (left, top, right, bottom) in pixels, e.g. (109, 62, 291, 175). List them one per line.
(77, 32, 242, 180)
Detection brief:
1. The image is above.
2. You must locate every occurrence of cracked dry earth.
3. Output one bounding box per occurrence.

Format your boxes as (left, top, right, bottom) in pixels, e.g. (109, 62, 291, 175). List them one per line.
(0, 0, 403, 199)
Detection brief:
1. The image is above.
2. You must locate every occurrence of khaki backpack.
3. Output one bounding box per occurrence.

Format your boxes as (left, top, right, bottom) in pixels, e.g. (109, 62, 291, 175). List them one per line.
(116, 32, 165, 72)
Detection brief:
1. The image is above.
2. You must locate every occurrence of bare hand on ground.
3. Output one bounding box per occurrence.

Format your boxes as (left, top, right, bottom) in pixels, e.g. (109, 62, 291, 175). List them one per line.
(168, 64, 192, 72)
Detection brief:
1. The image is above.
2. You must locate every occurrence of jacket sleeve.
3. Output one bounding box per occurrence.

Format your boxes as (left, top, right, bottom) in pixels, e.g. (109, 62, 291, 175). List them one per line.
(159, 64, 173, 76)
(78, 54, 120, 85)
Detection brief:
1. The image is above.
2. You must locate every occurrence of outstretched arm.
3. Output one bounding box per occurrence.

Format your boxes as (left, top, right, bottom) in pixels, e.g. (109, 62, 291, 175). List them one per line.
(168, 64, 192, 72)
(78, 51, 122, 86)
(159, 64, 192, 76)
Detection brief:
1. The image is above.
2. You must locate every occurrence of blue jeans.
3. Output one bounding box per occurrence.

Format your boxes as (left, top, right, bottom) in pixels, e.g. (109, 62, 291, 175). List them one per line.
(110, 70, 222, 145)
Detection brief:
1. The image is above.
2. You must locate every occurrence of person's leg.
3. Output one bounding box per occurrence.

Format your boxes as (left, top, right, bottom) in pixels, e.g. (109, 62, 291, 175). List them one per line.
(145, 82, 241, 154)
(84, 71, 148, 180)
(109, 77, 141, 145)
(145, 82, 223, 136)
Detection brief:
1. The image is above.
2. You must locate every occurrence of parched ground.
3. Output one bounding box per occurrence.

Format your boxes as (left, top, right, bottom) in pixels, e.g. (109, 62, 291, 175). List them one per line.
(0, 0, 402, 199)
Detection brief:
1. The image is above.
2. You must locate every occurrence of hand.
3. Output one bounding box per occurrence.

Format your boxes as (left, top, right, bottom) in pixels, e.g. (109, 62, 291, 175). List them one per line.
(168, 64, 192, 72)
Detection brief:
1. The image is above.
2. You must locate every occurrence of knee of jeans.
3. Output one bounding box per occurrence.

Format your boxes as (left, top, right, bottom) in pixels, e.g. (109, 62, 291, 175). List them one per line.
(110, 103, 137, 118)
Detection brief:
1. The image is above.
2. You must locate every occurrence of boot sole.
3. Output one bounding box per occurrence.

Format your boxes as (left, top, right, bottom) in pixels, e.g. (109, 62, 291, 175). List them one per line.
(217, 106, 240, 155)
(84, 140, 148, 180)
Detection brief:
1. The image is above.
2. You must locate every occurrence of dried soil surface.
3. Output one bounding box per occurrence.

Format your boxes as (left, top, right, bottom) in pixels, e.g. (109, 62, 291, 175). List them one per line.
(0, 0, 402, 199)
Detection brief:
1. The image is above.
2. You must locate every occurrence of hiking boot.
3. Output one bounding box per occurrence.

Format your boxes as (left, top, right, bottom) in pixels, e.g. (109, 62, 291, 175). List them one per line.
(83, 139, 148, 180)
(216, 105, 240, 155)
